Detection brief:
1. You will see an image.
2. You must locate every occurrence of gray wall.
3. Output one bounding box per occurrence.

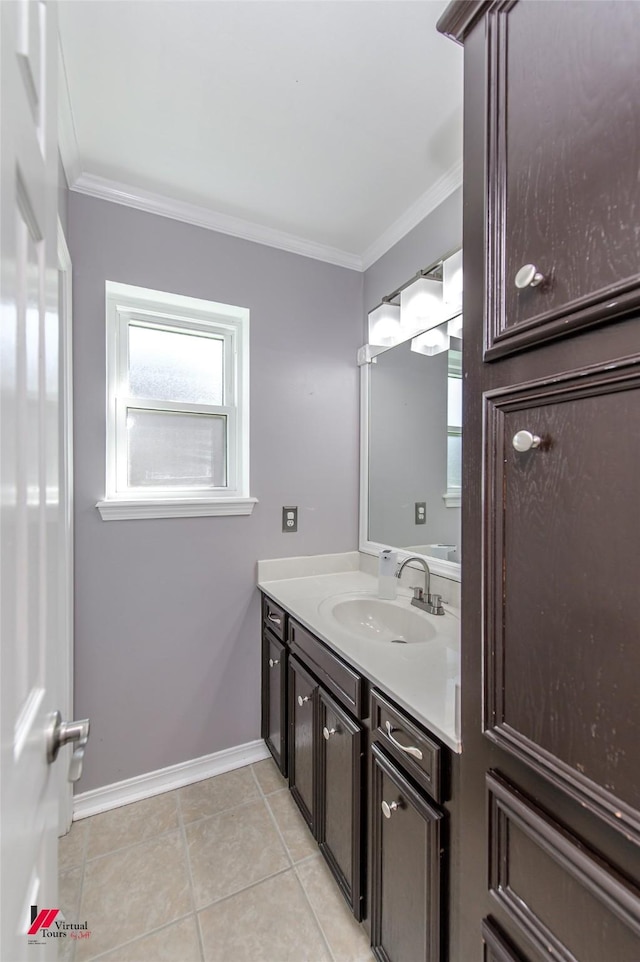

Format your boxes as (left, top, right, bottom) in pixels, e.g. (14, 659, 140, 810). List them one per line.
(69, 193, 362, 792)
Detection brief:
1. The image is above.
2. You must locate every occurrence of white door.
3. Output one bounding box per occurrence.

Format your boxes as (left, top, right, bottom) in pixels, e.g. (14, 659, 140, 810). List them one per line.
(1, 1, 63, 958)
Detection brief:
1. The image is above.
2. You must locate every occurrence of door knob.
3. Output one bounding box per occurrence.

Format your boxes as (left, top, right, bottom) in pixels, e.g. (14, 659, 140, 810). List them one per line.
(45, 711, 90, 783)
(515, 264, 545, 289)
(512, 430, 541, 453)
(381, 800, 399, 819)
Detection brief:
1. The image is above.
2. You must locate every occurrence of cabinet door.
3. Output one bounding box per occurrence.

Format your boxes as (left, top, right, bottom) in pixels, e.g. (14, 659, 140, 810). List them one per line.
(317, 689, 364, 919)
(261, 630, 287, 775)
(288, 655, 317, 832)
(370, 744, 443, 962)
(485, 1, 640, 357)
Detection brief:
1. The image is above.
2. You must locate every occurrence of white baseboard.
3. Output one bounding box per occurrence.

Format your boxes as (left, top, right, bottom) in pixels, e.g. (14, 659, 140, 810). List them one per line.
(73, 739, 271, 820)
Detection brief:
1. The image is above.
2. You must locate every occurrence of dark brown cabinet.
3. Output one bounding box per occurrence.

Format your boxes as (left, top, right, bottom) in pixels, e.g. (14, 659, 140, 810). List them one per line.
(370, 744, 443, 962)
(480, 0, 640, 359)
(261, 596, 288, 776)
(438, 2, 640, 959)
(261, 631, 287, 775)
(261, 596, 454, 945)
(288, 654, 317, 831)
(317, 688, 364, 918)
(287, 622, 366, 919)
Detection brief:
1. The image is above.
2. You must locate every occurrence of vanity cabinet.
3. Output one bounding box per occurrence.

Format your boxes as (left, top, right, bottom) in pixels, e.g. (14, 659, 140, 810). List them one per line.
(370, 743, 443, 962)
(288, 654, 317, 830)
(261, 596, 288, 775)
(370, 689, 447, 962)
(288, 618, 366, 919)
(317, 688, 364, 916)
(260, 593, 456, 945)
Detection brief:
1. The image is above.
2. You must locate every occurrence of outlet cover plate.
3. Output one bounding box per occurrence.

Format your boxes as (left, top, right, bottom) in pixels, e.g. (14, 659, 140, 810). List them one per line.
(282, 506, 298, 532)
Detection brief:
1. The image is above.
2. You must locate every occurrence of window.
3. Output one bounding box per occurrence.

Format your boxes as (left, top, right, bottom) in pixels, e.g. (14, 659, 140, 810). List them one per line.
(97, 282, 256, 520)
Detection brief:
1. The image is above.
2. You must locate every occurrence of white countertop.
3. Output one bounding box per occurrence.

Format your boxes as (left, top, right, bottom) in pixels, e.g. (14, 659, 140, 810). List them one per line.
(258, 565, 461, 753)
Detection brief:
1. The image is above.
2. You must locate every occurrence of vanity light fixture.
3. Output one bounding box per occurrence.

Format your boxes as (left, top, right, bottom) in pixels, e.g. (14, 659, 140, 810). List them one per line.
(400, 276, 444, 335)
(367, 299, 402, 346)
(364, 250, 461, 354)
(410, 322, 450, 357)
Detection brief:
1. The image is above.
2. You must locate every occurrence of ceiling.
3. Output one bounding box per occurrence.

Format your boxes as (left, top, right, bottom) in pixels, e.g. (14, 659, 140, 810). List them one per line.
(58, 1, 462, 269)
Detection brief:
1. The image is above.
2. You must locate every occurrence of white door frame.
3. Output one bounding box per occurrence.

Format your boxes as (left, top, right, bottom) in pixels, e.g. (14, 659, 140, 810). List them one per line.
(57, 218, 74, 836)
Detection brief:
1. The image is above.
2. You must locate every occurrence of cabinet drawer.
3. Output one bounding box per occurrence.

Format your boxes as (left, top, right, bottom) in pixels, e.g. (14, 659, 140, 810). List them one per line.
(288, 619, 365, 719)
(262, 595, 286, 641)
(371, 688, 443, 804)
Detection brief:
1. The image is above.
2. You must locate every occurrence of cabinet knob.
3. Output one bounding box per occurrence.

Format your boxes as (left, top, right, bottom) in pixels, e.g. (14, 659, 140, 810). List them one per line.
(323, 726, 337, 740)
(515, 264, 545, 289)
(512, 430, 541, 453)
(268, 658, 279, 668)
(381, 800, 399, 819)
(267, 612, 282, 627)
(297, 694, 310, 707)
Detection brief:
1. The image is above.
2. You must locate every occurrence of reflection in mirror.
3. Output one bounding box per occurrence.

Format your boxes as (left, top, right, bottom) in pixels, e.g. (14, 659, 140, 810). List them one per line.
(367, 326, 462, 567)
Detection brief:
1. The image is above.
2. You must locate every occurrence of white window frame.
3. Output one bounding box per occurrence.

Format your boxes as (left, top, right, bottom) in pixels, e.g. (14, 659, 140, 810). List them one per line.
(97, 281, 256, 521)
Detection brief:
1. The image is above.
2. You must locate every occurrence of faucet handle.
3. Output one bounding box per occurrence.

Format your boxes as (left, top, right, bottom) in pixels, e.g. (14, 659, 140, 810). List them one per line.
(410, 586, 424, 601)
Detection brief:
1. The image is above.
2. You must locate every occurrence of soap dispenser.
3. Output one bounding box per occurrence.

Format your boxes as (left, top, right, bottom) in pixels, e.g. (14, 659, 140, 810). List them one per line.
(378, 548, 398, 600)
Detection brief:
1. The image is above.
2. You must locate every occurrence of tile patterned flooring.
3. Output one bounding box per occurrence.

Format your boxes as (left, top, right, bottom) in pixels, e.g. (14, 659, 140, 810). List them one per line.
(59, 759, 374, 962)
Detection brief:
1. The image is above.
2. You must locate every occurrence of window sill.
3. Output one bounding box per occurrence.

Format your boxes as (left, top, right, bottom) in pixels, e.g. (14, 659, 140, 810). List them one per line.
(442, 491, 461, 508)
(96, 496, 258, 521)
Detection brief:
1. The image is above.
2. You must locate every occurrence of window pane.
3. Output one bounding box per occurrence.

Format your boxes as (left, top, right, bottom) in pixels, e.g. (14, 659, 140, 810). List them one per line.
(447, 375, 462, 429)
(447, 433, 462, 490)
(127, 409, 227, 488)
(128, 325, 224, 405)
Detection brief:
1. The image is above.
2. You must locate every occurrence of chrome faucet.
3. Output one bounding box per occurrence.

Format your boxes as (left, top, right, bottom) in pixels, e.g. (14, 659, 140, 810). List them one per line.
(395, 556, 445, 616)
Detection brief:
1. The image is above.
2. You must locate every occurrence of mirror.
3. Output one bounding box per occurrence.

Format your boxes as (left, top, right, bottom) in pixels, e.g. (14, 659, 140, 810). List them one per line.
(360, 254, 462, 580)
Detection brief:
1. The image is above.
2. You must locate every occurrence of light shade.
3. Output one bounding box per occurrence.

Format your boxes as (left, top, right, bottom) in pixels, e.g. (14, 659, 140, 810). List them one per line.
(400, 277, 443, 335)
(367, 301, 401, 346)
(410, 322, 449, 357)
(443, 249, 463, 319)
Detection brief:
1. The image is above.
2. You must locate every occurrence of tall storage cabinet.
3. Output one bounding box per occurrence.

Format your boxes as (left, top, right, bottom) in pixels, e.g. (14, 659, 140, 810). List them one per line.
(438, 2, 640, 959)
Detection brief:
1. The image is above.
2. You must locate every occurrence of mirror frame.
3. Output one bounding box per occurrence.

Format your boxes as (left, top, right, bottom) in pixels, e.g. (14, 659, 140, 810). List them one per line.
(358, 334, 461, 583)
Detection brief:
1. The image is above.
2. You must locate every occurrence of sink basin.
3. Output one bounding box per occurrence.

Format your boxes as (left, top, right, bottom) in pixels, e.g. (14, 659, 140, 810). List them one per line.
(318, 593, 438, 645)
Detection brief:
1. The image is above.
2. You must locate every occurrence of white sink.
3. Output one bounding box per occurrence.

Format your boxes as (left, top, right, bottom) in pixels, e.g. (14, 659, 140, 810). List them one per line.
(318, 593, 439, 645)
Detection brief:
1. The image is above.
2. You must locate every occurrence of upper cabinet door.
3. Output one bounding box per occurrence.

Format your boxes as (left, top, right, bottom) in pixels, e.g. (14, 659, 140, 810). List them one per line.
(485, 0, 640, 359)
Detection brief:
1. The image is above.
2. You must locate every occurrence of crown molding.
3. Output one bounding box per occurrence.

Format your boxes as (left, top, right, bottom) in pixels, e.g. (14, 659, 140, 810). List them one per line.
(70, 173, 364, 271)
(66, 160, 462, 273)
(57, 35, 82, 186)
(360, 160, 463, 270)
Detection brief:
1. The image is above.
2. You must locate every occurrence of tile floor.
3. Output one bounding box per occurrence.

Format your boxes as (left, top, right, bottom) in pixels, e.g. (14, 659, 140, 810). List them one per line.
(59, 759, 375, 962)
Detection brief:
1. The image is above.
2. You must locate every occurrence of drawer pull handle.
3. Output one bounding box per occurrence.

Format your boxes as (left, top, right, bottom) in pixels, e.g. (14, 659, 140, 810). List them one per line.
(297, 694, 310, 707)
(512, 430, 541, 453)
(381, 800, 399, 819)
(268, 658, 279, 668)
(385, 721, 423, 760)
(515, 263, 545, 289)
(323, 726, 337, 740)
(267, 613, 282, 627)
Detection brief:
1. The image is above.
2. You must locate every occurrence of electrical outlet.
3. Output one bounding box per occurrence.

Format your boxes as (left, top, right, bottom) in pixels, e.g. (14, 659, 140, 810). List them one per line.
(282, 506, 298, 532)
(415, 502, 426, 525)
